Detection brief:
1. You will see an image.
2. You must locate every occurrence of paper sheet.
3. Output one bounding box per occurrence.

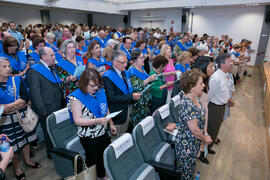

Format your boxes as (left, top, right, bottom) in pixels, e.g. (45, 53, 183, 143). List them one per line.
(0, 105, 4, 117)
(204, 144, 208, 158)
(163, 129, 178, 136)
(73, 65, 86, 77)
(176, 71, 182, 80)
(105, 110, 122, 119)
(141, 84, 152, 94)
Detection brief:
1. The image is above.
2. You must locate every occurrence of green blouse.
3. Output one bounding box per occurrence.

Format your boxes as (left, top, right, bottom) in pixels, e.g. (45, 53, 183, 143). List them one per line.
(149, 70, 166, 98)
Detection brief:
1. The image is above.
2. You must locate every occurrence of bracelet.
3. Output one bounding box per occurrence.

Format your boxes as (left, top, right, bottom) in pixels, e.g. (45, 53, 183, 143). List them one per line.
(204, 132, 209, 136)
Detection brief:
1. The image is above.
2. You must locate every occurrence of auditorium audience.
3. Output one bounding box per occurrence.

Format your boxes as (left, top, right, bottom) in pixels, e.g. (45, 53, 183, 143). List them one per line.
(0, 57, 40, 180)
(102, 51, 141, 140)
(128, 50, 156, 127)
(27, 47, 64, 159)
(68, 68, 116, 180)
(175, 69, 212, 179)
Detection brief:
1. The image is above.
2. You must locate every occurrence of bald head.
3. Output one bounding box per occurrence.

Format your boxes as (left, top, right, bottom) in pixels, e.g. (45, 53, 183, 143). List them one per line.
(98, 29, 106, 39)
(40, 47, 55, 66)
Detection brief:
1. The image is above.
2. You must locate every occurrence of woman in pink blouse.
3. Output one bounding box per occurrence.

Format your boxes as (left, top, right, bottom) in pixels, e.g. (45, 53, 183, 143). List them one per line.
(160, 44, 176, 103)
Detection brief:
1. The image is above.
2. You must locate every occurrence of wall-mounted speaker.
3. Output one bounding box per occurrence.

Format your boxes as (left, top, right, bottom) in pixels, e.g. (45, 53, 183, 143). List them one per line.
(265, 10, 270, 23)
(123, 15, 128, 24)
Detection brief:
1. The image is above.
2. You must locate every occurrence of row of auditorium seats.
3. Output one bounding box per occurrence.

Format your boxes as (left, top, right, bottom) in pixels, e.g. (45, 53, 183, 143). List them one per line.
(45, 94, 182, 179)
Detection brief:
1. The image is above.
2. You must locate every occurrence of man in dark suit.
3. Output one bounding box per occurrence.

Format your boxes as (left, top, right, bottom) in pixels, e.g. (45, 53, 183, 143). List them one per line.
(27, 47, 64, 158)
(102, 50, 141, 140)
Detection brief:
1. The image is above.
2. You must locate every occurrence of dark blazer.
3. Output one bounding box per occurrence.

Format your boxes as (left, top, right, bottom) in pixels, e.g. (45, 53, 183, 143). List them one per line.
(26, 62, 64, 116)
(102, 67, 133, 125)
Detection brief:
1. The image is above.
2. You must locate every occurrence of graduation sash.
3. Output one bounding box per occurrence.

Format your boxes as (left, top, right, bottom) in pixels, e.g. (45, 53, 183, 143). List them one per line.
(94, 36, 106, 48)
(1, 51, 27, 71)
(230, 51, 241, 57)
(0, 76, 21, 104)
(87, 57, 112, 67)
(103, 69, 133, 95)
(116, 32, 123, 38)
(76, 46, 88, 56)
(0, 41, 3, 54)
(29, 51, 40, 62)
(175, 63, 190, 73)
(57, 55, 84, 75)
(128, 66, 149, 81)
(69, 88, 108, 119)
(30, 63, 61, 84)
(46, 42, 58, 52)
(120, 46, 131, 61)
(176, 41, 188, 51)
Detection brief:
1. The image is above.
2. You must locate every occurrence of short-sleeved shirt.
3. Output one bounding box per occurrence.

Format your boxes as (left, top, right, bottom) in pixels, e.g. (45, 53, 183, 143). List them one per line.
(9, 30, 24, 45)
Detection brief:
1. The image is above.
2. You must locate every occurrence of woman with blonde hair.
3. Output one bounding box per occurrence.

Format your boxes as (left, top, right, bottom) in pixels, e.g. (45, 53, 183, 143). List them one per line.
(175, 51, 192, 73)
(160, 44, 176, 103)
(102, 46, 114, 62)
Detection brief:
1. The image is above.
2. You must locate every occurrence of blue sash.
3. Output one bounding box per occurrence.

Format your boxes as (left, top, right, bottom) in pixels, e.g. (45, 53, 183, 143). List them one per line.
(0, 41, 3, 54)
(94, 36, 106, 48)
(175, 63, 190, 73)
(116, 32, 123, 38)
(103, 69, 133, 95)
(0, 76, 21, 104)
(85, 39, 90, 46)
(69, 88, 108, 119)
(185, 40, 193, 49)
(27, 45, 35, 54)
(46, 42, 58, 52)
(29, 51, 40, 62)
(128, 66, 149, 81)
(55, 52, 63, 60)
(76, 46, 88, 56)
(31, 63, 61, 84)
(1, 51, 27, 71)
(57, 55, 84, 75)
(120, 47, 131, 61)
(230, 51, 241, 57)
(176, 41, 188, 51)
(87, 57, 112, 67)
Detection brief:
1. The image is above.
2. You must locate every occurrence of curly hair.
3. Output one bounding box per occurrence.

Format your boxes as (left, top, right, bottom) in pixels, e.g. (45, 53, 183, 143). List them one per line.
(180, 68, 205, 94)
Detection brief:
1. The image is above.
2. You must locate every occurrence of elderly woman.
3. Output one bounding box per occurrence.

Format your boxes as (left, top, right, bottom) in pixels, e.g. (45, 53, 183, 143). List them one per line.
(160, 44, 176, 103)
(0, 57, 40, 180)
(87, 40, 112, 75)
(1, 37, 28, 76)
(102, 46, 114, 63)
(56, 39, 84, 96)
(45, 32, 58, 53)
(175, 51, 192, 73)
(28, 37, 46, 65)
(149, 55, 174, 113)
(194, 56, 215, 164)
(68, 68, 116, 180)
(175, 69, 212, 179)
(128, 50, 156, 127)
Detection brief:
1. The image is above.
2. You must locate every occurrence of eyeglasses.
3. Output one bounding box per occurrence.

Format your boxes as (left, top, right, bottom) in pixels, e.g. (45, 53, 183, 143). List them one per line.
(88, 83, 98, 89)
(116, 60, 128, 65)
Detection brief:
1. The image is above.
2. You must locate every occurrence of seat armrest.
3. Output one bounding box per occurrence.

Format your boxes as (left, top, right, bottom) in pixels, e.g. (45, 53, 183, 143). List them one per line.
(147, 160, 180, 180)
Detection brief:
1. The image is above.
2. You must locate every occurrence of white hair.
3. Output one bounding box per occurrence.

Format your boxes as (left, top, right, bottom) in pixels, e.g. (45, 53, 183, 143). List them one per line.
(196, 44, 209, 52)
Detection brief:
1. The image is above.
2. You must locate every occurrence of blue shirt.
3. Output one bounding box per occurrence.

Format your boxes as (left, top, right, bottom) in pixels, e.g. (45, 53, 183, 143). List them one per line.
(9, 30, 24, 45)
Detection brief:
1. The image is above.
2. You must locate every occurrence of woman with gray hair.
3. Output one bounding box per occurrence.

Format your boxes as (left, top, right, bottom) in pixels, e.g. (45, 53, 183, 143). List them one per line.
(45, 32, 58, 53)
(56, 39, 84, 95)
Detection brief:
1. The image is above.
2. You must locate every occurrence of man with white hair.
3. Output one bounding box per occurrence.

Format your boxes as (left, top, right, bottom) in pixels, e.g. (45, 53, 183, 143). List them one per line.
(174, 35, 189, 58)
(197, 44, 209, 56)
(93, 29, 107, 50)
(113, 26, 124, 40)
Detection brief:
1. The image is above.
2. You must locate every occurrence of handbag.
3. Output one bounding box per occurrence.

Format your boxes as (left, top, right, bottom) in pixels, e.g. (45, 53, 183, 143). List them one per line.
(65, 154, 97, 180)
(12, 77, 39, 132)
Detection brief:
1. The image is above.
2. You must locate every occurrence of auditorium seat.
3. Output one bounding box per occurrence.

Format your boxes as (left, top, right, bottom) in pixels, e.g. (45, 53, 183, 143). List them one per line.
(169, 94, 181, 123)
(103, 133, 158, 180)
(132, 116, 175, 165)
(153, 104, 177, 143)
(46, 107, 87, 178)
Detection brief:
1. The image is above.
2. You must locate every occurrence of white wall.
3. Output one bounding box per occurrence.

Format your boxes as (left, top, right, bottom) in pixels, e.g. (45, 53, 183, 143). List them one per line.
(0, 6, 41, 27)
(50, 10, 87, 25)
(131, 8, 182, 32)
(192, 6, 265, 66)
(92, 13, 125, 28)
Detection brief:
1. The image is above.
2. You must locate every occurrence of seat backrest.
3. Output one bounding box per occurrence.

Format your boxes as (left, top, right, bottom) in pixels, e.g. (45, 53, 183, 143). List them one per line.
(132, 116, 163, 162)
(133, 116, 174, 165)
(153, 104, 175, 142)
(104, 133, 154, 180)
(46, 108, 85, 159)
(169, 95, 181, 123)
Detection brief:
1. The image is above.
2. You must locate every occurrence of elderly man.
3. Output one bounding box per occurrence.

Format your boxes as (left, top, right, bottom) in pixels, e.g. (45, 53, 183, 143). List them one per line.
(8, 22, 24, 50)
(207, 53, 233, 153)
(27, 47, 64, 158)
(93, 29, 107, 49)
(102, 50, 141, 140)
(113, 26, 124, 40)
